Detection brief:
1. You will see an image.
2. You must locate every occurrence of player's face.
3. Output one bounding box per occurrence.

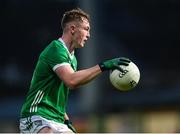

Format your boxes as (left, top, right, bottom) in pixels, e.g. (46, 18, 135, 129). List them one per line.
(72, 18, 90, 48)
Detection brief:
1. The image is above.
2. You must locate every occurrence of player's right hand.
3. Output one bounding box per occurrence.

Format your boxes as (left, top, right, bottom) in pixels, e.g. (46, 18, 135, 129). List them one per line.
(99, 57, 130, 72)
(64, 120, 77, 133)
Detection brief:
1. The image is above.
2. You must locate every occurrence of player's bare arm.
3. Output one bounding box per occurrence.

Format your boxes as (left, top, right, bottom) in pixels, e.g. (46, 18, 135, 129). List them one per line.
(55, 64, 102, 89)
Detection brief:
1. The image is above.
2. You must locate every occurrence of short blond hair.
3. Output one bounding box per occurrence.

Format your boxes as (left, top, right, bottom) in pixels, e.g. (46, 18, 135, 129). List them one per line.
(61, 8, 90, 30)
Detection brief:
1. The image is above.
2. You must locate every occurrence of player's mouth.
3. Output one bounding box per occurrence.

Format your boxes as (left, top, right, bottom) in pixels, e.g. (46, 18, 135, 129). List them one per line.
(84, 39, 87, 44)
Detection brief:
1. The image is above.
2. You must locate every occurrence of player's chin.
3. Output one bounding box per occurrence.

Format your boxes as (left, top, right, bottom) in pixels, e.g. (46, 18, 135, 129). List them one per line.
(79, 43, 85, 48)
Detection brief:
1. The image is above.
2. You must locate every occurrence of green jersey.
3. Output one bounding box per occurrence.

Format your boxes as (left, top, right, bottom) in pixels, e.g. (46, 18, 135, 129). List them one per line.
(20, 39, 77, 123)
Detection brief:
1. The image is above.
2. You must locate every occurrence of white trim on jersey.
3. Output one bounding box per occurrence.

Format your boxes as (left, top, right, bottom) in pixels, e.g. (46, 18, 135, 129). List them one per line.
(53, 62, 70, 71)
(30, 90, 44, 113)
(58, 38, 74, 60)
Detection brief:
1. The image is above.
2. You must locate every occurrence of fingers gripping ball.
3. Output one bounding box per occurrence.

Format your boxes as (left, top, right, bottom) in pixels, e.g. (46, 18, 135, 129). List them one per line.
(109, 61, 140, 91)
(99, 57, 130, 72)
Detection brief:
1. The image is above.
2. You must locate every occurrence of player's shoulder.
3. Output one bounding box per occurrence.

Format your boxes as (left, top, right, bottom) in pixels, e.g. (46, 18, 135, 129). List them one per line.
(40, 40, 67, 59)
(49, 39, 64, 49)
(44, 40, 65, 52)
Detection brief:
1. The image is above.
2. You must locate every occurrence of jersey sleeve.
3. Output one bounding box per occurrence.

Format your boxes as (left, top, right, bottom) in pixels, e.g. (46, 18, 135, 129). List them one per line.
(40, 44, 70, 71)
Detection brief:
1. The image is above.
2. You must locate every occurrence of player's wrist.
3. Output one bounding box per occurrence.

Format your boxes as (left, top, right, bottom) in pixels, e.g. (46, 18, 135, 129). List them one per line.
(64, 119, 71, 124)
(64, 120, 76, 133)
(98, 62, 106, 72)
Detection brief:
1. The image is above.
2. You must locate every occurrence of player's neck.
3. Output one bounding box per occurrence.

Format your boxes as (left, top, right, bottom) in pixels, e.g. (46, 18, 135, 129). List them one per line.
(60, 35, 74, 54)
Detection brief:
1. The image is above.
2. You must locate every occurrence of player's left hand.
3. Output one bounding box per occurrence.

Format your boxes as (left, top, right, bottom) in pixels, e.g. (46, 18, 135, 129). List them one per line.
(99, 57, 131, 72)
(64, 120, 77, 133)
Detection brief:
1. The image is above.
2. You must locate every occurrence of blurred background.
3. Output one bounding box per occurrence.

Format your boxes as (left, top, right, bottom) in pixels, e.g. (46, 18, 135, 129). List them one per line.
(1, 0, 180, 132)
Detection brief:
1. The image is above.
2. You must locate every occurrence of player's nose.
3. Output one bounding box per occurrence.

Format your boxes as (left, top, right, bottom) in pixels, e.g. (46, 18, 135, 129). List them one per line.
(86, 32, 90, 39)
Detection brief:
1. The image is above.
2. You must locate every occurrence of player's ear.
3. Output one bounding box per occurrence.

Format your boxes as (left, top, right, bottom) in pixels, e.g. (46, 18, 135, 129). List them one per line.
(70, 24, 76, 35)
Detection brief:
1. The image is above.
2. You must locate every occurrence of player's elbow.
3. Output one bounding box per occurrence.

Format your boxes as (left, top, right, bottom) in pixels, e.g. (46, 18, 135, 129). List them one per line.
(66, 80, 79, 89)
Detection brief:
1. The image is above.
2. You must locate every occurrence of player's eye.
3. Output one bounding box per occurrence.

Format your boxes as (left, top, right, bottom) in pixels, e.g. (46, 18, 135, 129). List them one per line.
(84, 26, 89, 31)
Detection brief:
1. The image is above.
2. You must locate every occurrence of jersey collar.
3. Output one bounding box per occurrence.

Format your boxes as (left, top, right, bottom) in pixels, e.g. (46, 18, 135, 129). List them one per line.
(58, 38, 74, 60)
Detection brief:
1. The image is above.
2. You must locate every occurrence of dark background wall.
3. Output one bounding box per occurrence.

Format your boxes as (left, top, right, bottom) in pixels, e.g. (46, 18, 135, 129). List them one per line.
(0, 0, 180, 132)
